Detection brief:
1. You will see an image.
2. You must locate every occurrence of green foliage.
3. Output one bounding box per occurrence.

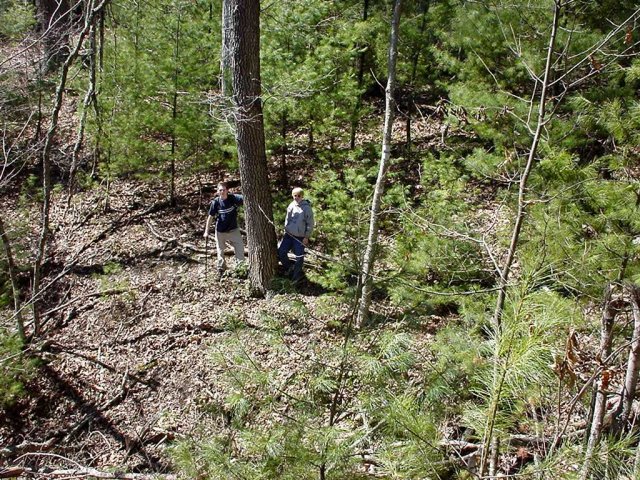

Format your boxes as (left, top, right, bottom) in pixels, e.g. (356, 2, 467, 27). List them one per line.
(395, 0, 457, 92)
(462, 287, 581, 450)
(0, 0, 35, 40)
(303, 161, 408, 292)
(218, 308, 245, 332)
(0, 330, 34, 407)
(19, 174, 43, 204)
(526, 433, 639, 479)
(422, 324, 486, 415)
(305, 166, 373, 290)
(2, 0, 639, 475)
(389, 153, 491, 313)
(91, 0, 224, 181)
(261, 0, 378, 155)
(373, 392, 444, 479)
(0, 244, 9, 309)
(173, 323, 443, 479)
(581, 434, 638, 479)
(258, 296, 309, 334)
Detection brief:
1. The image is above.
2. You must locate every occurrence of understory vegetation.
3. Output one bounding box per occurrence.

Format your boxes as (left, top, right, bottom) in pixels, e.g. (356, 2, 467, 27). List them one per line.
(1, 0, 640, 478)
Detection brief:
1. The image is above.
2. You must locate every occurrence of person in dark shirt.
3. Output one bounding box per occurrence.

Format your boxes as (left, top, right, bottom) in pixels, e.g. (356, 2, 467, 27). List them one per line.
(204, 182, 245, 276)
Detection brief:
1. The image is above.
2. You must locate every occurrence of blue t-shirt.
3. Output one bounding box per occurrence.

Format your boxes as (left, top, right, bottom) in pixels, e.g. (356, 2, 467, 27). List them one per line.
(209, 194, 243, 232)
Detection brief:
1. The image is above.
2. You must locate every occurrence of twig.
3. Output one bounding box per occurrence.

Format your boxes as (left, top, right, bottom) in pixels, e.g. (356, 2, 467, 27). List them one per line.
(42, 288, 128, 318)
(46, 344, 158, 388)
(63, 369, 129, 442)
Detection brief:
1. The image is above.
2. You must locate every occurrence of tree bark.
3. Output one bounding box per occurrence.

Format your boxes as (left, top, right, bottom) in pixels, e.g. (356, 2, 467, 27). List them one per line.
(35, 0, 71, 73)
(580, 284, 619, 480)
(228, 0, 277, 296)
(613, 284, 640, 434)
(0, 215, 25, 343)
(356, 0, 402, 328)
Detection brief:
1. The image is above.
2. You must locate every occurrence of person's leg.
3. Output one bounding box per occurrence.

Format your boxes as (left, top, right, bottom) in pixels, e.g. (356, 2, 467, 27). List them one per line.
(278, 234, 293, 271)
(215, 230, 227, 272)
(291, 236, 306, 282)
(229, 228, 244, 266)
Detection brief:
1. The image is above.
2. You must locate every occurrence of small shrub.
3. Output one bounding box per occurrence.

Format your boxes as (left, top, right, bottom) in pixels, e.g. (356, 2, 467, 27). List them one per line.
(0, 330, 34, 407)
(219, 309, 245, 331)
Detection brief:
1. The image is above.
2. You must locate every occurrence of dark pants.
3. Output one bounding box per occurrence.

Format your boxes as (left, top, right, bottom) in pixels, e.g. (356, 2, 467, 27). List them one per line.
(278, 233, 305, 281)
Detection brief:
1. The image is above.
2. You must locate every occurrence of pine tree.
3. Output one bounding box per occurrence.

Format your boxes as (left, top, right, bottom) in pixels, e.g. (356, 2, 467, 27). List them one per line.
(227, 0, 278, 295)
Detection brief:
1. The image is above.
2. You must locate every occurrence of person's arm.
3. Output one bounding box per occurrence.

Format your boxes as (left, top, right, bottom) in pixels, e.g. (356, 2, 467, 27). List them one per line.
(204, 199, 218, 237)
(204, 215, 213, 238)
(303, 204, 314, 245)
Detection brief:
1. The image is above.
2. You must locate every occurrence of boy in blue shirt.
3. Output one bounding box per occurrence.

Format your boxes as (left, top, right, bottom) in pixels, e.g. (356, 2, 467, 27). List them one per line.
(204, 182, 245, 276)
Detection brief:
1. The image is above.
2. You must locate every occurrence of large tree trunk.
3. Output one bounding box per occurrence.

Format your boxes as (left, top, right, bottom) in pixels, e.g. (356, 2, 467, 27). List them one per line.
(228, 0, 277, 296)
(355, 0, 402, 328)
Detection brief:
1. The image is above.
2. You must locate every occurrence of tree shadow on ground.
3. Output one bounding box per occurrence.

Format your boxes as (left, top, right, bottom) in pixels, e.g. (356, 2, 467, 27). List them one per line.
(271, 273, 328, 297)
(2, 363, 171, 473)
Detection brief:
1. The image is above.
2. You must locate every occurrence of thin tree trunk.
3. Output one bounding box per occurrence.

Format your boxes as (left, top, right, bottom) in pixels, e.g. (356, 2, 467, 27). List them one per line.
(491, 0, 560, 332)
(68, 22, 98, 208)
(92, 8, 106, 178)
(405, 0, 429, 153)
(35, 81, 43, 142)
(98, 7, 104, 71)
(228, 0, 277, 296)
(280, 111, 288, 186)
(349, 0, 369, 150)
(580, 285, 619, 480)
(92, 12, 103, 178)
(613, 285, 640, 434)
(0, 215, 25, 343)
(355, 0, 402, 328)
(169, 7, 182, 207)
(36, 0, 71, 73)
(479, 352, 509, 478)
(478, 3, 561, 476)
(32, 0, 107, 334)
(220, 0, 233, 96)
(488, 436, 499, 478)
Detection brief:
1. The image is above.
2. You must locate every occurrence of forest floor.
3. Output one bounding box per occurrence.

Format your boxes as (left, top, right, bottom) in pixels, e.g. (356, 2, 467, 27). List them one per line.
(0, 168, 441, 478)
